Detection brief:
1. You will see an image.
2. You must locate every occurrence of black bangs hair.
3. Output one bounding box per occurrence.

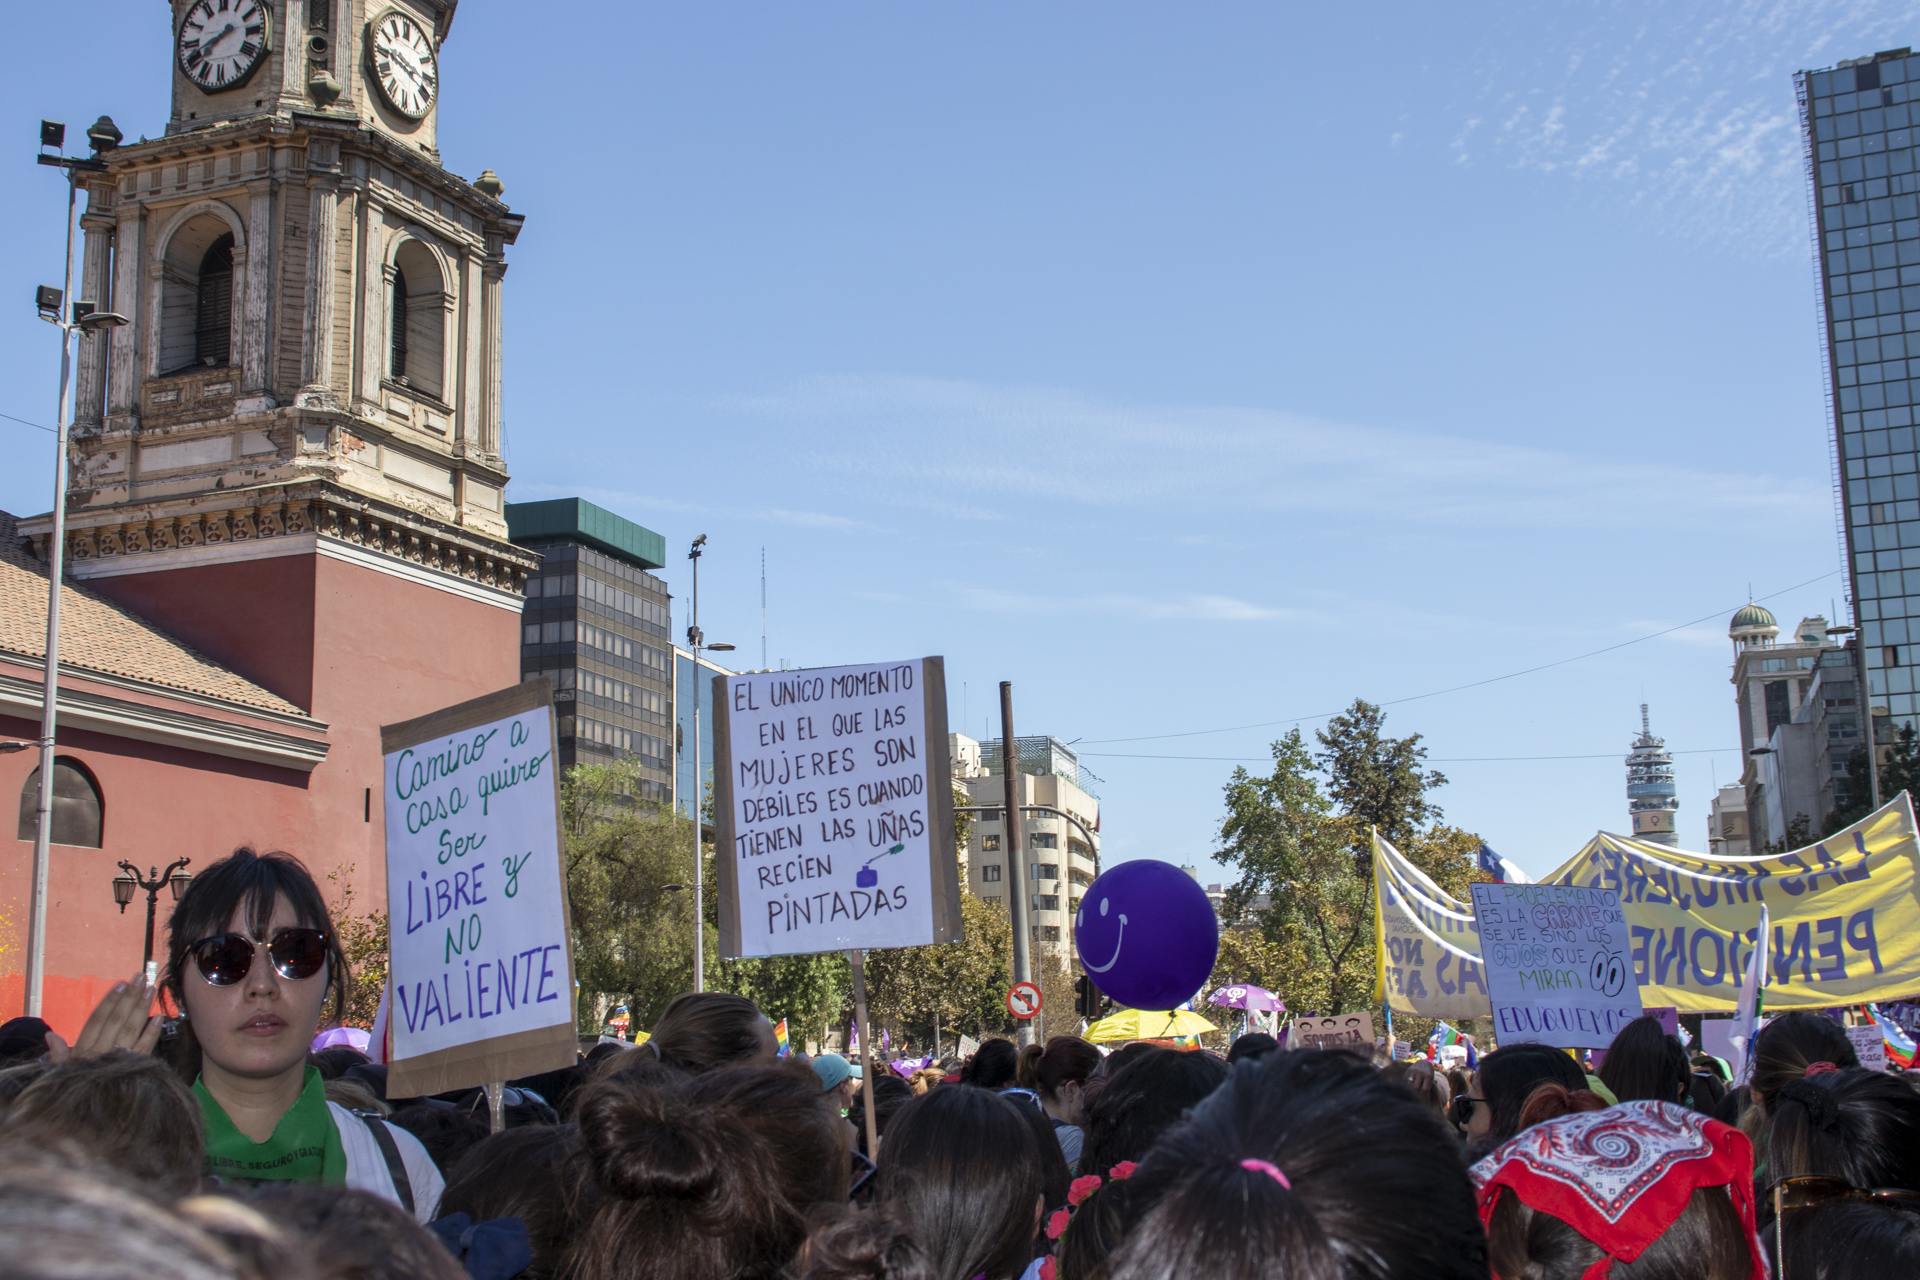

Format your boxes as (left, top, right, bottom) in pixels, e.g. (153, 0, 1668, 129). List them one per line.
(163, 848, 348, 1022)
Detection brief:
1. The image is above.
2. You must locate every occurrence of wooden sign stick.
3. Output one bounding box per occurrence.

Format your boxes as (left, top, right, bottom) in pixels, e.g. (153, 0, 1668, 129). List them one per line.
(850, 948, 879, 1160)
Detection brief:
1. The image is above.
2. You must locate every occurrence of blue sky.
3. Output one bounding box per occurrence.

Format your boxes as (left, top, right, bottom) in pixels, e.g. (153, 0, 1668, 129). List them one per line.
(5, 2, 1916, 878)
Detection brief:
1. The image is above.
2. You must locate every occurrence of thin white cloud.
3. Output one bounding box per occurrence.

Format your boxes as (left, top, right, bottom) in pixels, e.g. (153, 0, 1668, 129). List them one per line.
(726, 374, 1827, 531)
(1447, 0, 1920, 254)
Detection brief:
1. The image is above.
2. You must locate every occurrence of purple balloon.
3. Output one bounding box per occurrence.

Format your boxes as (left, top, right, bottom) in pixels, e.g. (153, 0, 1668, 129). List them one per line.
(1074, 860, 1220, 1012)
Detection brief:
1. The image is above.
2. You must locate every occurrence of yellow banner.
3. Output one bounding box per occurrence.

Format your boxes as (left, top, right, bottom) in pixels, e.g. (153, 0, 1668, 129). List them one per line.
(1542, 795, 1920, 1012)
(1373, 832, 1494, 1020)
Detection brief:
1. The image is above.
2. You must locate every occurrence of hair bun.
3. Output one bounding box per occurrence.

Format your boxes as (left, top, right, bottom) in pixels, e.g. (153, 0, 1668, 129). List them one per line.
(1777, 1078, 1842, 1130)
(579, 1086, 737, 1202)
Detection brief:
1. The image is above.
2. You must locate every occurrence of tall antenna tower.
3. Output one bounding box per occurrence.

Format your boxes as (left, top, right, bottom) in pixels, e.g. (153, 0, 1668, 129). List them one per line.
(1626, 704, 1679, 847)
(760, 547, 767, 670)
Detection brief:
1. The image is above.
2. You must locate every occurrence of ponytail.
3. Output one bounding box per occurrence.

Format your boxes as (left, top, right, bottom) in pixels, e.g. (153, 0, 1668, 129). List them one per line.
(798, 1210, 935, 1280)
(1016, 1043, 1044, 1090)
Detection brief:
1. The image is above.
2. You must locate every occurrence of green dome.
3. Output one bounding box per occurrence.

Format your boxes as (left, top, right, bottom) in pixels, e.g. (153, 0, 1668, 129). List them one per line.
(1730, 603, 1778, 633)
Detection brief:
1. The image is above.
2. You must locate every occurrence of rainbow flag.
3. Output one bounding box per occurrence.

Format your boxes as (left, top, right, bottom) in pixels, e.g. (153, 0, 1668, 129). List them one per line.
(1865, 1005, 1918, 1069)
(773, 1018, 790, 1057)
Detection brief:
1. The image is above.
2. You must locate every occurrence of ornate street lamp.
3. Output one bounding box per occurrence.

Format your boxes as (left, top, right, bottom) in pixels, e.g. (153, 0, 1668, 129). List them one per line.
(113, 858, 191, 984)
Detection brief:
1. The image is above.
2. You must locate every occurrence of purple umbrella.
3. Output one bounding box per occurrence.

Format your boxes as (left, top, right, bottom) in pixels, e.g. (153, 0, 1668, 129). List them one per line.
(1207, 984, 1286, 1013)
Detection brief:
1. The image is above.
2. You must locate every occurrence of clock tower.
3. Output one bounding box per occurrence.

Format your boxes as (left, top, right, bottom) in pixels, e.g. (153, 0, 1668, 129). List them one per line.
(18, 1, 534, 901)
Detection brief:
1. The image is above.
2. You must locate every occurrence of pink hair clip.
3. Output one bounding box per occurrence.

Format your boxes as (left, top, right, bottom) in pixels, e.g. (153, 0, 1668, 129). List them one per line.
(1239, 1158, 1291, 1188)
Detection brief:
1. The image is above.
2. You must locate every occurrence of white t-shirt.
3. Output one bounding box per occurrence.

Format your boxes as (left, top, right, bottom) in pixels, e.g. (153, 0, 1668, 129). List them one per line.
(328, 1102, 445, 1222)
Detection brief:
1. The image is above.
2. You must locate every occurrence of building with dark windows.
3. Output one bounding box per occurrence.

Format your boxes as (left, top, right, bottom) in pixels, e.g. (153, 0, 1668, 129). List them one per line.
(1800, 48, 1920, 758)
(1726, 602, 1858, 847)
(508, 499, 677, 803)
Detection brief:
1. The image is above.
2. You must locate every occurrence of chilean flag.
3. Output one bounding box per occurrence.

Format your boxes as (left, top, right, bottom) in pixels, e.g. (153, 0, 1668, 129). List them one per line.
(1478, 842, 1529, 884)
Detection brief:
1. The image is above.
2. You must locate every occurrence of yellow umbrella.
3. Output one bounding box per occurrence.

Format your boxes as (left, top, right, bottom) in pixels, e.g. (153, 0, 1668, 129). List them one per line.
(1083, 1007, 1218, 1042)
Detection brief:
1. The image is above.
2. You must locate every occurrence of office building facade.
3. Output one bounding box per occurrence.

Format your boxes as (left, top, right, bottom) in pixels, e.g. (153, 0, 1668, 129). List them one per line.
(1800, 49, 1920, 743)
(509, 499, 676, 803)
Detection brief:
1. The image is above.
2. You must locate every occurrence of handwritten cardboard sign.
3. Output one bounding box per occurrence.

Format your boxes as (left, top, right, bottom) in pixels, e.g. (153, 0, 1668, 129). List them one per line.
(712, 657, 962, 958)
(1472, 882, 1643, 1049)
(1293, 1012, 1376, 1052)
(1848, 1023, 1890, 1072)
(381, 680, 576, 1096)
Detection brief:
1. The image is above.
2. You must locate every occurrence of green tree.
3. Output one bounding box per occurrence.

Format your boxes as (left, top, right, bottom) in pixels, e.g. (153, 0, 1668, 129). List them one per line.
(563, 758, 700, 1032)
(324, 865, 388, 1029)
(1195, 927, 1290, 1034)
(1316, 699, 1447, 859)
(865, 891, 1015, 1051)
(1828, 725, 1920, 835)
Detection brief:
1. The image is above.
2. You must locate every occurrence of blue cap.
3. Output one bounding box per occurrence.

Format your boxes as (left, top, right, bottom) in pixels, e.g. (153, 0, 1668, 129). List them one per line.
(812, 1052, 864, 1091)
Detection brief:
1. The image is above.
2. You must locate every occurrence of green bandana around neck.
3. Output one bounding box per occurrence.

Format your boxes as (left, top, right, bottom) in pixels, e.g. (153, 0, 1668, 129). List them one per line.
(196, 1065, 347, 1186)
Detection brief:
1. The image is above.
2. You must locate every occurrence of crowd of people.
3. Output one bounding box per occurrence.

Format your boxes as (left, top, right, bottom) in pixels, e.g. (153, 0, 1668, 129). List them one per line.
(2, 846, 1919, 1279)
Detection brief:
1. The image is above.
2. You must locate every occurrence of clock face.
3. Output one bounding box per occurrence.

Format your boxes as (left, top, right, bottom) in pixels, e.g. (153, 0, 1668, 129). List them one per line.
(176, 0, 272, 94)
(369, 9, 439, 120)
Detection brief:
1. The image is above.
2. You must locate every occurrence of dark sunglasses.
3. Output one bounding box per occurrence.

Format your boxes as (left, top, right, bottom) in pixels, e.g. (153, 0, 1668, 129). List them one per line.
(190, 928, 330, 986)
(1449, 1095, 1479, 1124)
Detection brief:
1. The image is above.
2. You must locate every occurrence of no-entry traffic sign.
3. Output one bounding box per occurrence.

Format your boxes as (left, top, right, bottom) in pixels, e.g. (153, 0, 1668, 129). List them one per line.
(1006, 981, 1043, 1020)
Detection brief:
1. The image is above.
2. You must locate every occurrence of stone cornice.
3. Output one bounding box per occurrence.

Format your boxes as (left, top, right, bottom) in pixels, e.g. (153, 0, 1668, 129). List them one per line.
(15, 481, 537, 594)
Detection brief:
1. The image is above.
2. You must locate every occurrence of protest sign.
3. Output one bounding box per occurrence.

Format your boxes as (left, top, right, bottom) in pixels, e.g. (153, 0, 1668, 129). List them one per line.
(1542, 795, 1920, 1011)
(1848, 1023, 1890, 1072)
(1294, 1012, 1376, 1052)
(1472, 882, 1643, 1049)
(1373, 833, 1494, 1020)
(381, 680, 575, 1097)
(712, 657, 962, 958)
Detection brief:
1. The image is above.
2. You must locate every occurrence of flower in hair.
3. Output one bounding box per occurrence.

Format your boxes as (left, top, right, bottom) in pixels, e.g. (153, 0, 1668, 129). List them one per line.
(1038, 1258, 1057, 1280)
(1067, 1174, 1103, 1207)
(1045, 1208, 1071, 1241)
(1109, 1161, 1137, 1181)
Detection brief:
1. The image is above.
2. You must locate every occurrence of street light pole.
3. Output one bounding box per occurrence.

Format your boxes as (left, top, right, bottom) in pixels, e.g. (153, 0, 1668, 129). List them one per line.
(112, 859, 192, 986)
(24, 119, 122, 1018)
(999, 682, 1033, 1048)
(689, 534, 707, 993)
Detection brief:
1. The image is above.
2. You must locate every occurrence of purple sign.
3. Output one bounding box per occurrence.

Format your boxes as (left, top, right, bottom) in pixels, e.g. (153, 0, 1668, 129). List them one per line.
(1074, 860, 1220, 1012)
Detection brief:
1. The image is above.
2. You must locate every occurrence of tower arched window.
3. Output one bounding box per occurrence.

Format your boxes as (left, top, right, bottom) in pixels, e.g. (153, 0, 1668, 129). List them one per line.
(194, 234, 234, 367)
(388, 240, 446, 401)
(16, 757, 105, 848)
(158, 213, 240, 375)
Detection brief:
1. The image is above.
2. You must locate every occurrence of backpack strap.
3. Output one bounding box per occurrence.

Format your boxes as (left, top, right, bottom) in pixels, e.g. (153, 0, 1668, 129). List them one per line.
(358, 1113, 416, 1216)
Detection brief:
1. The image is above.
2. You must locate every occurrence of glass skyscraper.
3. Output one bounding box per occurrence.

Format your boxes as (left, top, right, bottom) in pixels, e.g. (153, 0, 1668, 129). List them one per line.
(1802, 48, 1920, 734)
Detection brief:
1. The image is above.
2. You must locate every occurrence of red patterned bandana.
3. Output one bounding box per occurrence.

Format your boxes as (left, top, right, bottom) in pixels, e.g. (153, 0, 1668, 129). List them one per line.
(1469, 1101, 1767, 1280)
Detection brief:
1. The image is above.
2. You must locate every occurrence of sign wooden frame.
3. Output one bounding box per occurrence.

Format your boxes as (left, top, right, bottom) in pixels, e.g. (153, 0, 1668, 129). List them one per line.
(380, 678, 577, 1098)
(712, 656, 962, 959)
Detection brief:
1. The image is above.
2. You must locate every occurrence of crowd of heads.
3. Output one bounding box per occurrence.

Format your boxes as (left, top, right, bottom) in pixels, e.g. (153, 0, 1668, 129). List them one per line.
(4, 848, 1920, 1279)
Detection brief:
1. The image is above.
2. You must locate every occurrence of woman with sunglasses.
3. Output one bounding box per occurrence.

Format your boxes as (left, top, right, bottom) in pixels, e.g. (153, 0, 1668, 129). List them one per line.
(58, 848, 443, 1218)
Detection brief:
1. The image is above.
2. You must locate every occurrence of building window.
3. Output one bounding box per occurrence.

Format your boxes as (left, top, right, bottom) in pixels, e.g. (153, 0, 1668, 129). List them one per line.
(1032, 894, 1060, 912)
(980, 864, 1002, 882)
(1031, 925, 1061, 942)
(1067, 838, 1092, 858)
(16, 757, 104, 848)
(1030, 863, 1059, 880)
(1068, 868, 1093, 888)
(1029, 832, 1058, 849)
(194, 235, 234, 367)
(388, 239, 447, 400)
(980, 835, 1000, 851)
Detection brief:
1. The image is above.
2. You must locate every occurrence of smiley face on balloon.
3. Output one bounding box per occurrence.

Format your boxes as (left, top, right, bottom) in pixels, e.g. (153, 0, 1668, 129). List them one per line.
(1074, 860, 1220, 1012)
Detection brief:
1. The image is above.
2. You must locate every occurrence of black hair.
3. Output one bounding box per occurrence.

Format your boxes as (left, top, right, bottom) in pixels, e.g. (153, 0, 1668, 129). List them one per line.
(308, 1046, 371, 1080)
(878, 1085, 1043, 1280)
(1767, 1066, 1920, 1193)
(1102, 1050, 1487, 1280)
(1597, 1016, 1692, 1105)
(441, 1124, 591, 1280)
(1225, 1033, 1278, 1065)
(1475, 1044, 1588, 1147)
(385, 1104, 491, 1177)
(648, 992, 773, 1074)
(163, 848, 349, 1026)
(1078, 1047, 1228, 1180)
(1488, 1181, 1754, 1280)
(571, 1063, 846, 1280)
(960, 1039, 1019, 1090)
(1748, 1013, 1859, 1109)
(1776, 1201, 1920, 1279)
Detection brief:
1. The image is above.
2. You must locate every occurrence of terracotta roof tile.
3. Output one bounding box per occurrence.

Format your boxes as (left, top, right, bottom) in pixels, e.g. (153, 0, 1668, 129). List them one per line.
(0, 510, 310, 718)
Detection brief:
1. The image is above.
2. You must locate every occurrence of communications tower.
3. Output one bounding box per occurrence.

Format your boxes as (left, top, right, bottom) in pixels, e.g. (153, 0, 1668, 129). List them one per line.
(1626, 705, 1680, 846)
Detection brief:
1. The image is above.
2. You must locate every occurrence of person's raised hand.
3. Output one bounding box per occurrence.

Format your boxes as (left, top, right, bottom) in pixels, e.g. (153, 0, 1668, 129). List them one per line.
(44, 970, 162, 1062)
